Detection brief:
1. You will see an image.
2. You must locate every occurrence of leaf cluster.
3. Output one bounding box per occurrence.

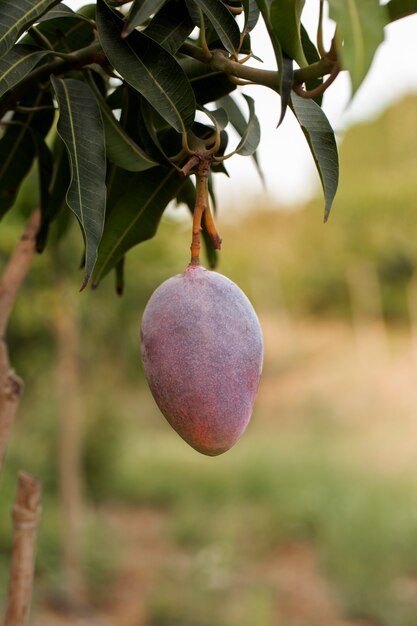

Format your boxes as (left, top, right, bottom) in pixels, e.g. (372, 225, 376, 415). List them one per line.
(0, 0, 414, 290)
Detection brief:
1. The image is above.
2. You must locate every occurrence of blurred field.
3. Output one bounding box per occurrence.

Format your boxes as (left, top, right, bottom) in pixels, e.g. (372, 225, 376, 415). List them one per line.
(1, 97, 417, 626)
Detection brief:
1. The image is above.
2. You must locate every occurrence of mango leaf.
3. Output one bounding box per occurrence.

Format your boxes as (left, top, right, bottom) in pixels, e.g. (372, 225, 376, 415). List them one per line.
(144, 0, 194, 54)
(300, 24, 323, 103)
(233, 94, 260, 156)
(180, 58, 236, 104)
(191, 0, 241, 53)
(115, 255, 125, 295)
(123, 0, 167, 36)
(0, 45, 49, 98)
(0, 91, 54, 218)
(87, 75, 159, 172)
(242, 0, 260, 33)
(96, 0, 196, 133)
(36, 135, 71, 252)
(24, 13, 96, 52)
(92, 166, 185, 285)
(51, 76, 106, 289)
(36, 2, 75, 19)
(386, 0, 417, 22)
(290, 92, 338, 221)
(219, 94, 263, 181)
(270, 0, 307, 67)
(329, 0, 385, 94)
(255, 0, 290, 126)
(0, 0, 61, 58)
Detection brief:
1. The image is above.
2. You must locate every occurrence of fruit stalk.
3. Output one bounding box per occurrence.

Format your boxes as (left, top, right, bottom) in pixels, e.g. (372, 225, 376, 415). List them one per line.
(190, 155, 222, 265)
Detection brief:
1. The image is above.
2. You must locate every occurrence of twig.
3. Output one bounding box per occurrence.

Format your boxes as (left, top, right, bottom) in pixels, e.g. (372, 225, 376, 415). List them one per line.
(4, 472, 42, 626)
(0, 210, 40, 474)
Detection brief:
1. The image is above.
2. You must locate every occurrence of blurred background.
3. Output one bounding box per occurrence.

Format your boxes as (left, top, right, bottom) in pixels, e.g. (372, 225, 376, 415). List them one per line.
(2, 80, 417, 626)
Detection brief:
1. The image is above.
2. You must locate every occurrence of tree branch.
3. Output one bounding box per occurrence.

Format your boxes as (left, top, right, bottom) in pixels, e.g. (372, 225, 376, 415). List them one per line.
(179, 44, 337, 94)
(0, 210, 40, 474)
(4, 472, 42, 626)
(0, 42, 105, 118)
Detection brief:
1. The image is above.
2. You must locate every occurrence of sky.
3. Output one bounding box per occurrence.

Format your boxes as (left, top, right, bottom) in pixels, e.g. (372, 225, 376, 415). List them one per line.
(66, 1, 417, 209)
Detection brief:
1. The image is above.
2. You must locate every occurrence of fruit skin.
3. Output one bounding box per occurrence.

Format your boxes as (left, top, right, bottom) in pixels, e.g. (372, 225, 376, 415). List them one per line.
(140, 264, 263, 456)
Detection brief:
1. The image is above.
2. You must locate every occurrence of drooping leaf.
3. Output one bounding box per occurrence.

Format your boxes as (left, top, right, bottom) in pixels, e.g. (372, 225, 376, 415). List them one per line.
(0, 91, 54, 218)
(31, 130, 53, 214)
(278, 53, 293, 127)
(144, 0, 194, 54)
(234, 94, 260, 156)
(115, 255, 125, 295)
(385, 0, 417, 22)
(36, 135, 71, 252)
(242, 0, 260, 33)
(329, 0, 385, 94)
(92, 166, 185, 285)
(270, 0, 307, 66)
(255, 0, 290, 125)
(219, 93, 263, 182)
(51, 76, 106, 289)
(123, 0, 168, 36)
(0, 0, 62, 58)
(0, 45, 49, 99)
(290, 91, 338, 221)
(96, 0, 196, 133)
(190, 0, 241, 53)
(87, 75, 159, 172)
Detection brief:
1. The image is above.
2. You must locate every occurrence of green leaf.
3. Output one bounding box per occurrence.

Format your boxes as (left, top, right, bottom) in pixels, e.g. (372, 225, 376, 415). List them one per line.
(115, 255, 125, 295)
(180, 57, 236, 104)
(234, 95, 260, 156)
(290, 92, 339, 221)
(144, 0, 194, 54)
(96, 0, 196, 133)
(300, 24, 323, 104)
(191, 0, 241, 53)
(242, 0, 260, 33)
(24, 14, 95, 52)
(92, 166, 185, 285)
(219, 94, 263, 182)
(36, 135, 70, 252)
(329, 0, 385, 94)
(255, 0, 290, 125)
(87, 75, 159, 172)
(386, 0, 417, 22)
(0, 0, 61, 58)
(0, 91, 54, 219)
(51, 76, 106, 289)
(270, 0, 307, 67)
(123, 0, 167, 36)
(0, 45, 49, 99)
(36, 2, 75, 20)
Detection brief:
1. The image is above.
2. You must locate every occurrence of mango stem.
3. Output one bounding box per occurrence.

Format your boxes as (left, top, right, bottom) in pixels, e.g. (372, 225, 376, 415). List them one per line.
(189, 154, 222, 265)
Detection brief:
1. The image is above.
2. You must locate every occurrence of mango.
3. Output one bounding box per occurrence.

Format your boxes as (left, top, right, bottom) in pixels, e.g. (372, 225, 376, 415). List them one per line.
(140, 264, 263, 456)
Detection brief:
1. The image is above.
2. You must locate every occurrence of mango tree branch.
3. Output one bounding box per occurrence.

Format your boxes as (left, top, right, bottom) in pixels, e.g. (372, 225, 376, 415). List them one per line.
(179, 43, 338, 92)
(4, 472, 42, 626)
(0, 42, 105, 118)
(0, 210, 40, 474)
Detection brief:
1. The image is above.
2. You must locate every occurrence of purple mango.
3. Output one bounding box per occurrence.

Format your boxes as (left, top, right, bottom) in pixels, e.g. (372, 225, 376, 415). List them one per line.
(140, 264, 263, 456)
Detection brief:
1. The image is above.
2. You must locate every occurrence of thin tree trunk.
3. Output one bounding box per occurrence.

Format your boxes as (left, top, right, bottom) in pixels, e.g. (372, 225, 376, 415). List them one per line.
(3, 472, 42, 626)
(0, 210, 40, 474)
